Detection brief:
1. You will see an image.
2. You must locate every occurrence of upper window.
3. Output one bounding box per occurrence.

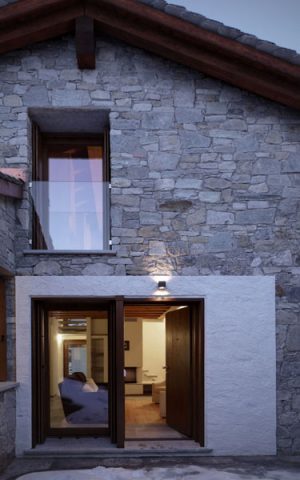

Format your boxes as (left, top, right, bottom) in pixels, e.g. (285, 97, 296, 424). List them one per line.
(32, 131, 110, 251)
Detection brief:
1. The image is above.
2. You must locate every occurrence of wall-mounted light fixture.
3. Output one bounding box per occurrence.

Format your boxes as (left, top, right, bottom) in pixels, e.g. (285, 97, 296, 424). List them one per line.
(157, 280, 167, 291)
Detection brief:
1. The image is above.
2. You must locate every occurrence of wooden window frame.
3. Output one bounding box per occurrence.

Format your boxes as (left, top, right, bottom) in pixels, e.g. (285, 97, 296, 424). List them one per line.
(32, 127, 110, 251)
(63, 339, 87, 378)
(0, 279, 7, 381)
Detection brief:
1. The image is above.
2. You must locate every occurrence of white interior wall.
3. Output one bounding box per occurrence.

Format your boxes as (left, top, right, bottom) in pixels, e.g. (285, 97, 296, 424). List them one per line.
(142, 319, 166, 384)
(15, 275, 276, 456)
(124, 319, 143, 383)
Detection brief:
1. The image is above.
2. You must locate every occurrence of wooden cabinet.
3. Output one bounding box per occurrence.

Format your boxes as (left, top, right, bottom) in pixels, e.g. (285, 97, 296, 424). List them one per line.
(91, 336, 108, 383)
(86, 317, 108, 384)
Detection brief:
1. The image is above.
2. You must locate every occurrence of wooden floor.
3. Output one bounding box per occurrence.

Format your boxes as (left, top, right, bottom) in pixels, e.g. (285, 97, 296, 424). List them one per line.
(50, 395, 67, 428)
(125, 395, 186, 440)
(125, 395, 164, 425)
(50, 394, 186, 440)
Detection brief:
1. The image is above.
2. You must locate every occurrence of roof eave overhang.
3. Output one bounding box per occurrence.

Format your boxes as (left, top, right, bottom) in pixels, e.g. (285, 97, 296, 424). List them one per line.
(0, 0, 300, 110)
(0, 177, 23, 199)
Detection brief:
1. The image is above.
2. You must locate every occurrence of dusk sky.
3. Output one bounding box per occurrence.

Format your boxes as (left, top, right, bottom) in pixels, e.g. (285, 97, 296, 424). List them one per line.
(168, 0, 300, 52)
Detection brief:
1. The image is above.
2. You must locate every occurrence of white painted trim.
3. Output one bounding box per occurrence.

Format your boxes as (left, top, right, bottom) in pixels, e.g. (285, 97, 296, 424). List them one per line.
(15, 275, 276, 456)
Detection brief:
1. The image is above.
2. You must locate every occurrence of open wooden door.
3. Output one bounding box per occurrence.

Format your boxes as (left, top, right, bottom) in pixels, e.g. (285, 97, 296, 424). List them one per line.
(165, 307, 192, 437)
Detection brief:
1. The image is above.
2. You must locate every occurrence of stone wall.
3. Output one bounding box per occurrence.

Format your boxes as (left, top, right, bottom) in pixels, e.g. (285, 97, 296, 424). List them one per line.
(0, 194, 16, 274)
(0, 193, 17, 380)
(5, 278, 16, 380)
(0, 35, 299, 453)
(0, 384, 17, 471)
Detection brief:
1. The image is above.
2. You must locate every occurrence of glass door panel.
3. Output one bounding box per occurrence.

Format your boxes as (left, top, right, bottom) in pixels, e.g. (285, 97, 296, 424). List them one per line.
(48, 310, 109, 431)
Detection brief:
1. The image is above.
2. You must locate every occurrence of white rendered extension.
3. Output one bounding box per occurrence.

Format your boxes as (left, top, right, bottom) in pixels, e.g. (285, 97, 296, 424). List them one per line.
(15, 275, 276, 456)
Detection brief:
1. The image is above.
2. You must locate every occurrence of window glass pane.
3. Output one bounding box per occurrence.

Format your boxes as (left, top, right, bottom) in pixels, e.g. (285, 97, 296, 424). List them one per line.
(49, 311, 109, 429)
(32, 142, 106, 250)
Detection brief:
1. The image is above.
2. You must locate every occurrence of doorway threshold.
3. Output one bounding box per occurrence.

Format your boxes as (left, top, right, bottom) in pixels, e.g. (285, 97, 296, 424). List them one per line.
(24, 437, 212, 458)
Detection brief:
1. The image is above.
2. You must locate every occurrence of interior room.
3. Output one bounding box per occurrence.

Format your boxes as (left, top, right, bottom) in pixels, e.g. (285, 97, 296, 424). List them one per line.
(124, 304, 189, 440)
(48, 309, 109, 430)
(47, 303, 191, 440)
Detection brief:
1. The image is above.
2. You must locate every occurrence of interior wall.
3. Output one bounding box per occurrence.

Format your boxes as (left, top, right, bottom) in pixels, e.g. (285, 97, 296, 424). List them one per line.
(124, 319, 143, 383)
(142, 319, 165, 384)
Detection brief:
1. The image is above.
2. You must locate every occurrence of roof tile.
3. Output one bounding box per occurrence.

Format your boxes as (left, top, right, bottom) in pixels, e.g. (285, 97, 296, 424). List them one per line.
(138, 0, 300, 65)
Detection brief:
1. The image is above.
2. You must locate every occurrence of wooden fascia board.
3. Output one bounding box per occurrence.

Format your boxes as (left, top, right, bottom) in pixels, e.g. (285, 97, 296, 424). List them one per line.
(0, 265, 14, 277)
(88, 1, 300, 110)
(0, 3, 83, 55)
(0, 0, 73, 24)
(0, 178, 23, 199)
(91, 0, 300, 84)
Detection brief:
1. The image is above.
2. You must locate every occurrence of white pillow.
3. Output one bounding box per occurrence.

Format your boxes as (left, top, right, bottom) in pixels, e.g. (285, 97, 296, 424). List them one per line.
(82, 378, 98, 392)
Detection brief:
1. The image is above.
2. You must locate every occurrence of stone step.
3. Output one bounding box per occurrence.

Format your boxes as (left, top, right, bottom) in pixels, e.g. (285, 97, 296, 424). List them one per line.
(24, 439, 212, 458)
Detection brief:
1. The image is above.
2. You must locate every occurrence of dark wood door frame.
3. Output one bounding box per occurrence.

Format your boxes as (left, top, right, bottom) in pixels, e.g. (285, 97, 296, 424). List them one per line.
(110, 296, 125, 448)
(124, 298, 205, 446)
(32, 296, 204, 448)
(31, 298, 125, 446)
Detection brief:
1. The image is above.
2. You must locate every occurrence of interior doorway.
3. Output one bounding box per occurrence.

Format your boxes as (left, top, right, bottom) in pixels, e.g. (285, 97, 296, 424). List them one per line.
(124, 301, 204, 444)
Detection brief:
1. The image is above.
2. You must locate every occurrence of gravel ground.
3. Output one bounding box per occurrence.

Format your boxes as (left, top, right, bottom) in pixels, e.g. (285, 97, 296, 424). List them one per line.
(1, 457, 300, 480)
(14, 464, 300, 480)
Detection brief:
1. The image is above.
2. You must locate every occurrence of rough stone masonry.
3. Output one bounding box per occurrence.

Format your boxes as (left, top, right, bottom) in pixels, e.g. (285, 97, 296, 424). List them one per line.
(0, 34, 299, 454)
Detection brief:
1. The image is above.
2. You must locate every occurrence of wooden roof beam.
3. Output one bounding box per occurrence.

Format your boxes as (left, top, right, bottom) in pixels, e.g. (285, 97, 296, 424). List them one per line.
(0, 0, 76, 25)
(0, 177, 23, 199)
(76, 16, 95, 69)
(0, 5, 81, 55)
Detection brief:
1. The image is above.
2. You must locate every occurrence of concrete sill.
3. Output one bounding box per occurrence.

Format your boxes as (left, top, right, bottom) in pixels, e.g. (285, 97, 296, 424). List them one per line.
(0, 381, 19, 393)
(24, 447, 213, 458)
(23, 250, 116, 256)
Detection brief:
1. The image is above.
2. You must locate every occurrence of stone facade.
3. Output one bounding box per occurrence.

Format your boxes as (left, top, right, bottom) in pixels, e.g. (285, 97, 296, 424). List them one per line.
(0, 189, 18, 379)
(0, 35, 299, 454)
(0, 193, 16, 272)
(0, 384, 17, 471)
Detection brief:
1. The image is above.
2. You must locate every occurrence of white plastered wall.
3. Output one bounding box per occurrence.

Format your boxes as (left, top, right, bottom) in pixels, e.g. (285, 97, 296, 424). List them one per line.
(142, 319, 166, 383)
(15, 275, 276, 455)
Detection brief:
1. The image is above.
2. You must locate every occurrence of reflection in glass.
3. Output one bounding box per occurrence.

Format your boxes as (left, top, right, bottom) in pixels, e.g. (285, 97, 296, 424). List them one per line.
(32, 143, 105, 250)
(49, 311, 109, 428)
